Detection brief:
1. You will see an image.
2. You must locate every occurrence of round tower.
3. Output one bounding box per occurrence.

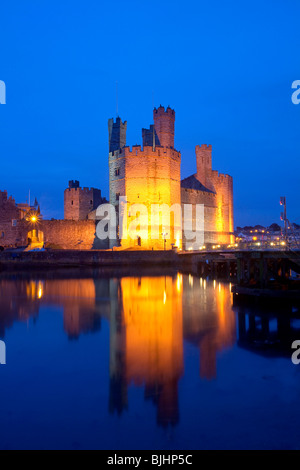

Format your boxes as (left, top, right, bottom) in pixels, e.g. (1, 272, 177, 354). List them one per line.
(153, 105, 175, 148)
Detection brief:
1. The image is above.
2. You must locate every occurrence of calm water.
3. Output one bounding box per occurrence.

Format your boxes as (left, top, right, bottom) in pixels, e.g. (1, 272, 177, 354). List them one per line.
(0, 268, 299, 450)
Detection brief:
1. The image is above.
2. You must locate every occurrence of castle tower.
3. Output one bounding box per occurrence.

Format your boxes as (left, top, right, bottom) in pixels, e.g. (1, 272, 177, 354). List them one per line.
(108, 117, 127, 153)
(181, 144, 234, 247)
(195, 144, 213, 190)
(64, 180, 103, 220)
(195, 145, 234, 242)
(109, 105, 181, 250)
(153, 106, 175, 148)
(142, 125, 159, 148)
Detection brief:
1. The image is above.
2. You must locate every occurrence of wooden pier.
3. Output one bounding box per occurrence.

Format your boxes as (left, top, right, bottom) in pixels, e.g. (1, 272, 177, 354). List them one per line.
(179, 249, 300, 300)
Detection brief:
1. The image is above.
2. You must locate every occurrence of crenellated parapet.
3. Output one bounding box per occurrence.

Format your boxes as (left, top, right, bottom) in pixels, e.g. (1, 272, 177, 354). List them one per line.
(0, 190, 17, 210)
(153, 105, 175, 118)
(108, 117, 127, 153)
(110, 145, 181, 160)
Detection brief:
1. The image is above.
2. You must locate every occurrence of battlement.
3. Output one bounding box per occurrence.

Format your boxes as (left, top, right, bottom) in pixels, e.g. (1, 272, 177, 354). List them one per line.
(108, 117, 127, 153)
(153, 105, 175, 118)
(114, 145, 181, 159)
(0, 190, 8, 202)
(195, 144, 212, 152)
(68, 180, 80, 189)
(66, 184, 100, 194)
(0, 190, 16, 207)
(211, 170, 232, 180)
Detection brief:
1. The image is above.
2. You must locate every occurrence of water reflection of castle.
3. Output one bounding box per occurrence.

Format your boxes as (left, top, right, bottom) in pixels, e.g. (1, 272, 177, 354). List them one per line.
(0, 273, 236, 427)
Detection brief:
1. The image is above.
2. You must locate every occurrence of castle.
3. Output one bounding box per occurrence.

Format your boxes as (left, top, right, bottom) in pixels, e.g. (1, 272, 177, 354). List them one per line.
(109, 105, 234, 250)
(0, 105, 234, 251)
(64, 180, 106, 221)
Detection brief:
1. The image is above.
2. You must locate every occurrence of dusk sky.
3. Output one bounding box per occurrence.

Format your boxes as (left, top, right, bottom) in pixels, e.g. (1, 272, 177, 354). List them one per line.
(0, 0, 299, 227)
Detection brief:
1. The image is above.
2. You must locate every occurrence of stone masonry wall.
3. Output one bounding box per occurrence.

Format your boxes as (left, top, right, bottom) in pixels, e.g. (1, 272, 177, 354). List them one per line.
(153, 106, 175, 148)
(0, 191, 24, 247)
(181, 145, 234, 246)
(41, 220, 97, 249)
(64, 187, 102, 221)
(181, 187, 218, 247)
(193, 145, 234, 244)
(109, 145, 181, 249)
(0, 217, 108, 250)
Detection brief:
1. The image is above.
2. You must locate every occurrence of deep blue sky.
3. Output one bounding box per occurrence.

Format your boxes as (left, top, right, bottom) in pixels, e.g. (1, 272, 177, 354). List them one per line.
(0, 0, 299, 226)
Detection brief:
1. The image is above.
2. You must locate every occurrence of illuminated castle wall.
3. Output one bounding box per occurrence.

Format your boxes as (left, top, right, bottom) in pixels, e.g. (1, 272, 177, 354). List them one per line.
(0, 105, 234, 251)
(108, 275, 184, 426)
(181, 145, 234, 246)
(109, 105, 234, 250)
(109, 106, 182, 250)
(64, 180, 104, 221)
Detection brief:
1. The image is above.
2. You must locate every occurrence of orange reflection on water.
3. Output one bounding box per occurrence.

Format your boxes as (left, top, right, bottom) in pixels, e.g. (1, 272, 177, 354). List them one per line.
(121, 277, 183, 383)
(43, 279, 98, 339)
(120, 276, 184, 426)
(0, 273, 236, 426)
(183, 276, 236, 380)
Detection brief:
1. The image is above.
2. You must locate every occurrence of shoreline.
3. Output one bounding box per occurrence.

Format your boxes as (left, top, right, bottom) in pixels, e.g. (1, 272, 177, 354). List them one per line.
(0, 249, 180, 269)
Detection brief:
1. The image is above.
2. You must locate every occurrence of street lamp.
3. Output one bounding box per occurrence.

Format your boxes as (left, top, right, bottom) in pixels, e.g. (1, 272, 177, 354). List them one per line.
(161, 232, 168, 251)
(26, 211, 40, 244)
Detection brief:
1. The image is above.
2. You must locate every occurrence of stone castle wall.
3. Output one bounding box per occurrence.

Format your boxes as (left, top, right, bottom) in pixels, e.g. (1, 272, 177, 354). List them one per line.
(181, 145, 234, 246)
(181, 187, 218, 246)
(0, 217, 107, 250)
(64, 186, 102, 221)
(41, 220, 108, 249)
(0, 190, 23, 247)
(109, 145, 181, 249)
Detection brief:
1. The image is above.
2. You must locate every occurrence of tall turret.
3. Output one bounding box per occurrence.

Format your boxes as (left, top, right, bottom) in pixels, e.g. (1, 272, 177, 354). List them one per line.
(195, 144, 212, 189)
(108, 117, 127, 153)
(153, 105, 175, 148)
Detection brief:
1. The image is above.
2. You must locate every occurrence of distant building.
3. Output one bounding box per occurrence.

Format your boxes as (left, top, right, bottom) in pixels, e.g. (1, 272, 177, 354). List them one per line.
(0, 185, 108, 250)
(0, 190, 40, 247)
